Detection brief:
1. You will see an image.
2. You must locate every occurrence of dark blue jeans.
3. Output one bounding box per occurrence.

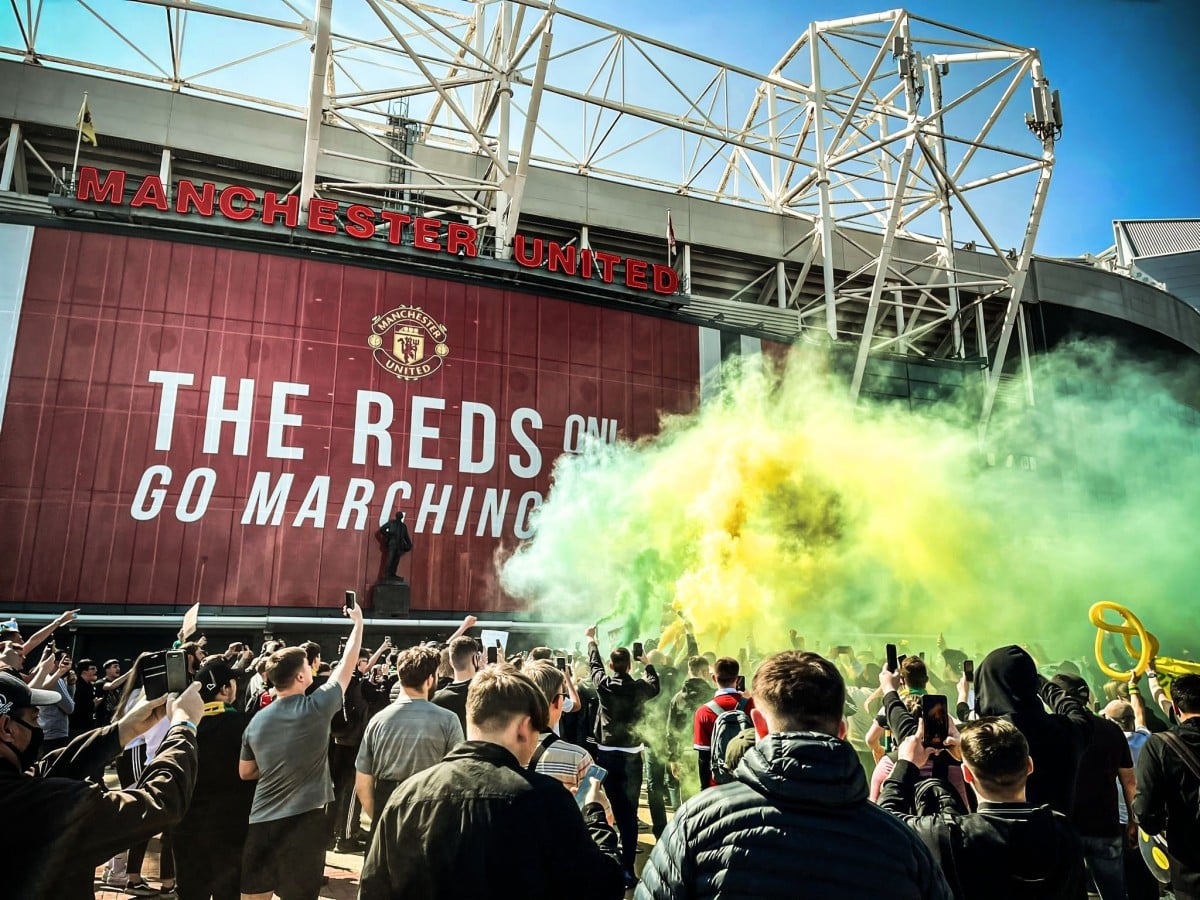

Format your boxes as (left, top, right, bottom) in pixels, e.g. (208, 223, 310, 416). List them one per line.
(1081, 835, 1125, 900)
(644, 749, 679, 838)
(596, 749, 643, 874)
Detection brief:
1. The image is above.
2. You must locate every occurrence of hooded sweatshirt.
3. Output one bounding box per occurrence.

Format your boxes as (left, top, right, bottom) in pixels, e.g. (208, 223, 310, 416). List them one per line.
(974, 645, 1091, 814)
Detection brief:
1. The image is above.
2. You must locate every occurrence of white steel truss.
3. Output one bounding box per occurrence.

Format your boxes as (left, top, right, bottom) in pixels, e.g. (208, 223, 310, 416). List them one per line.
(0, 1, 1060, 426)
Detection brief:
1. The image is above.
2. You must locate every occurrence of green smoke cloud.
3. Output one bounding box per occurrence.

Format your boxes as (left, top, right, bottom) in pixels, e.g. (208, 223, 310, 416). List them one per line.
(501, 341, 1200, 668)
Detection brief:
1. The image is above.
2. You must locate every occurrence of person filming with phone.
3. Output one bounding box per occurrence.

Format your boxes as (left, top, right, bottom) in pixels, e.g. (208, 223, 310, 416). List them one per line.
(238, 596, 364, 900)
(586, 625, 660, 889)
(522, 660, 602, 796)
(877, 717, 1088, 899)
(0, 670, 204, 898)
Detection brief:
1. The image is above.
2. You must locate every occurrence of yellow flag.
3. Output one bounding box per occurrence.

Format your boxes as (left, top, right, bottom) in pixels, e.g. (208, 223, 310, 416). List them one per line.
(76, 97, 97, 147)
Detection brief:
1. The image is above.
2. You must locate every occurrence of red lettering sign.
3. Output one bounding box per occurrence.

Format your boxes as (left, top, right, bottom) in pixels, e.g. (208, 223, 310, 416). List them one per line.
(130, 175, 169, 211)
(70, 168, 677, 299)
(76, 167, 125, 204)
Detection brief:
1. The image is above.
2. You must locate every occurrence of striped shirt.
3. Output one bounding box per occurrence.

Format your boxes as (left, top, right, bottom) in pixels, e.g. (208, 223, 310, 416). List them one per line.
(533, 732, 594, 792)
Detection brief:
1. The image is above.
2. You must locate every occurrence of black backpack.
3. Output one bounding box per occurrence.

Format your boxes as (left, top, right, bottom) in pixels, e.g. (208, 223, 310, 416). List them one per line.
(707, 696, 753, 784)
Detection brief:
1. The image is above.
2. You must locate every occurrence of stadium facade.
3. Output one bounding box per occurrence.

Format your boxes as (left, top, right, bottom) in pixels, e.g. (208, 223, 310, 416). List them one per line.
(1, 2, 1197, 637)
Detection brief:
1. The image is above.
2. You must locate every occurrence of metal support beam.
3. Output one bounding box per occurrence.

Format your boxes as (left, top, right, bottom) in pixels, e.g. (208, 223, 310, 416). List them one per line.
(159, 148, 173, 203)
(0, 123, 20, 192)
(926, 60, 964, 358)
(497, 18, 554, 259)
(299, 0, 333, 217)
(1018, 303, 1035, 406)
(980, 153, 1054, 426)
(809, 23, 838, 340)
(850, 131, 916, 398)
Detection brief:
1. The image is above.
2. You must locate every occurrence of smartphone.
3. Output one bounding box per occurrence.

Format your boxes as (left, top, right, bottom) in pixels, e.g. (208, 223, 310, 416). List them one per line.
(921, 694, 950, 749)
(963, 659, 974, 683)
(165, 649, 189, 694)
(885, 643, 898, 673)
(632, 642, 644, 661)
(344, 590, 356, 610)
(486, 646, 498, 665)
(556, 656, 567, 671)
(142, 650, 189, 699)
(567, 654, 574, 666)
(898, 654, 908, 668)
(919, 651, 926, 661)
(735, 674, 746, 693)
(575, 763, 609, 808)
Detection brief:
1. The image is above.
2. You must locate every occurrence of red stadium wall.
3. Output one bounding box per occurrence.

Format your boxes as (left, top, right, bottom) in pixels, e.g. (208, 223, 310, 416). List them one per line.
(0, 229, 700, 614)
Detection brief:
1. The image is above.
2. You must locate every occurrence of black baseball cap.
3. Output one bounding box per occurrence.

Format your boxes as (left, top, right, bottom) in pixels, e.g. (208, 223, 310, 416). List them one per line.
(195, 660, 236, 702)
(0, 672, 60, 716)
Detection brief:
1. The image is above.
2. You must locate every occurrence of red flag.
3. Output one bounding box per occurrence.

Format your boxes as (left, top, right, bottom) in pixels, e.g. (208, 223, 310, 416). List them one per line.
(667, 209, 676, 259)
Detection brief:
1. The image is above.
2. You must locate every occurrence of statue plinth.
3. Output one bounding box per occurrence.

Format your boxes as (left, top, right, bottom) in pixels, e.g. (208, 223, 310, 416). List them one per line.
(372, 578, 411, 618)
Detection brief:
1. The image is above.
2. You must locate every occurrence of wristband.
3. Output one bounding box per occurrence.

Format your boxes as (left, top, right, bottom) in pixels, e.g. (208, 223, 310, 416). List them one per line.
(176, 719, 197, 731)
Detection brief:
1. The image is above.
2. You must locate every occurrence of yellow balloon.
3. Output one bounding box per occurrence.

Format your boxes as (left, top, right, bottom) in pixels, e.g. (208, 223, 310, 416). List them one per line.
(1090, 602, 1157, 680)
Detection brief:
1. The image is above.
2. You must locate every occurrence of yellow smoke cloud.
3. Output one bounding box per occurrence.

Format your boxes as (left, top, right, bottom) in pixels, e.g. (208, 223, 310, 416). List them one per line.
(501, 343, 1200, 665)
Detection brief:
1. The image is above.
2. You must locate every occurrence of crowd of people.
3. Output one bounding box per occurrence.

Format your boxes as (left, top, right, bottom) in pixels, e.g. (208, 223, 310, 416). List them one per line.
(0, 607, 1197, 900)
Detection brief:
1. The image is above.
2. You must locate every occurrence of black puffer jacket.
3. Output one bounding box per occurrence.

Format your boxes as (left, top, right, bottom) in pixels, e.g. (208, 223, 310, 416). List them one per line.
(636, 732, 952, 900)
(878, 759, 1086, 899)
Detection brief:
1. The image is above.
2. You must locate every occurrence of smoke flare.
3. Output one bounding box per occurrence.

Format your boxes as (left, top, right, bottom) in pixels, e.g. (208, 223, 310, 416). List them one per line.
(501, 343, 1200, 665)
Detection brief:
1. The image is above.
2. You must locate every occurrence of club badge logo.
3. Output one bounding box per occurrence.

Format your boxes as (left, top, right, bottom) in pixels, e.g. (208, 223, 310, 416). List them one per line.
(368, 306, 449, 381)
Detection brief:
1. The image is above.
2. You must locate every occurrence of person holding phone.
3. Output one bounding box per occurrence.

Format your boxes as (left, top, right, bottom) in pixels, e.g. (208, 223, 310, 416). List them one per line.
(586, 626, 660, 889)
(2, 671, 205, 898)
(522, 661, 601, 796)
(878, 718, 1087, 899)
(38, 652, 75, 756)
(238, 599, 364, 900)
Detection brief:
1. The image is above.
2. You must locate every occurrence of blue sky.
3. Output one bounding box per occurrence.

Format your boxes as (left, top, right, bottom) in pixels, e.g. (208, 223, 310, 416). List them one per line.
(619, 0, 1200, 256)
(3, 0, 1196, 256)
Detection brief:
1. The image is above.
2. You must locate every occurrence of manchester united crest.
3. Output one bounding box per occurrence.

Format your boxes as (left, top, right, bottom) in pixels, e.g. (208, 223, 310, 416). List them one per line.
(368, 306, 450, 381)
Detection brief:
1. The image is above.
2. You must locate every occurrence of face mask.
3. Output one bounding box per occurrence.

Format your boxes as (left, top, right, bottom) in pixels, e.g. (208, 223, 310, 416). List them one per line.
(9, 716, 43, 770)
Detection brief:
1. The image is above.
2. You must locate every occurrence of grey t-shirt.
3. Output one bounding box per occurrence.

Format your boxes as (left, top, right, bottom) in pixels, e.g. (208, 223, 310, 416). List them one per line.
(241, 679, 343, 824)
(356, 696, 463, 783)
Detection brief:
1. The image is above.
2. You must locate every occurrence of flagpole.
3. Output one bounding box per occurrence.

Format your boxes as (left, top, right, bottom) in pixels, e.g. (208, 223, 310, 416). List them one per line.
(70, 91, 88, 195)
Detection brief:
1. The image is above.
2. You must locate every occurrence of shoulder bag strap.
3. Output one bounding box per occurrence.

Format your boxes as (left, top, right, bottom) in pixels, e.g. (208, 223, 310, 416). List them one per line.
(526, 732, 558, 772)
(1159, 731, 1200, 781)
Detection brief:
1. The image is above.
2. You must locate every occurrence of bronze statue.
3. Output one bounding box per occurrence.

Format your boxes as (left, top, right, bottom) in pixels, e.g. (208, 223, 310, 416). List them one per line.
(379, 511, 413, 579)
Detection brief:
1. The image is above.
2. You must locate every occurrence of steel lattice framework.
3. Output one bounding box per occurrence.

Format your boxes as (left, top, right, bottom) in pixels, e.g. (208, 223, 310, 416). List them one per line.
(0, 0, 1061, 424)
